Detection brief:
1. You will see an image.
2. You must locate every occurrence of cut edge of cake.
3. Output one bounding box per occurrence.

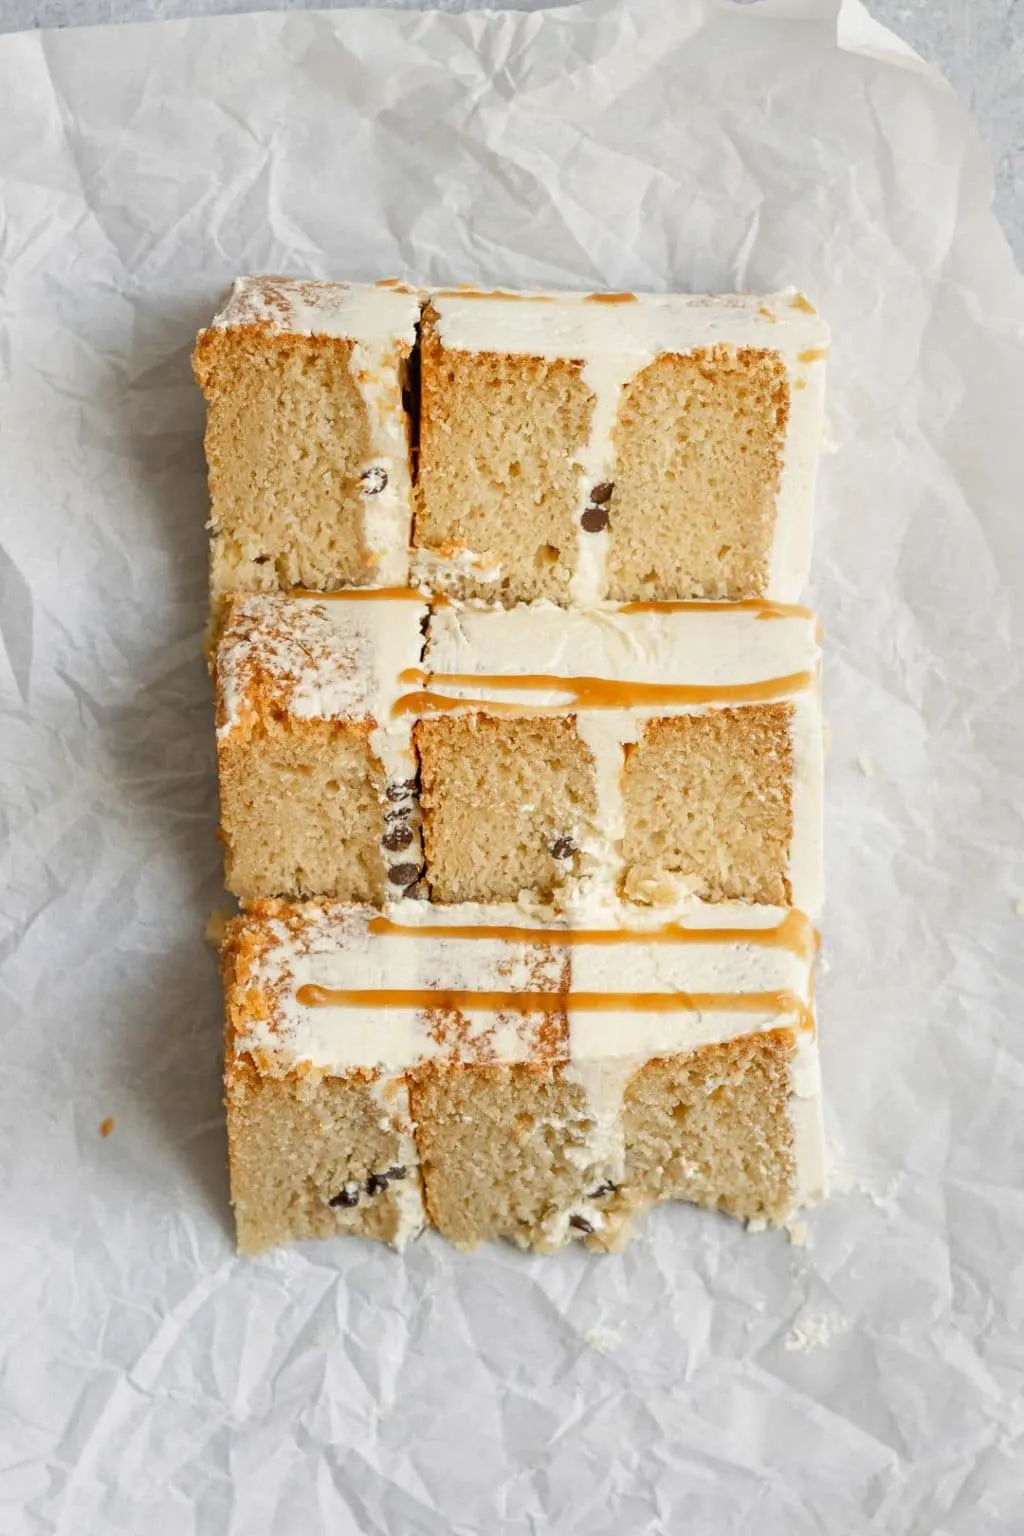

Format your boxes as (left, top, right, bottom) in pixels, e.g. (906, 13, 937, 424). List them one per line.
(193, 277, 421, 604)
(221, 898, 826, 1256)
(413, 286, 829, 606)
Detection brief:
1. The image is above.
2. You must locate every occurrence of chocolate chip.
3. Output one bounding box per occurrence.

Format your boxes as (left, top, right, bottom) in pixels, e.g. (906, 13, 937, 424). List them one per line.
(386, 779, 417, 803)
(361, 467, 388, 495)
(386, 1166, 407, 1181)
(569, 1214, 595, 1235)
(383, 824, 415, 852)
(551, 836, 576, 860)
(329, 1185, 360, 1208)
(589, 1180, 618, 1200)
(580, 505, 609, 534)
(387, 862, 420, 888)
(589, 482, 613, 505)
(366, 1172, 390, 1196)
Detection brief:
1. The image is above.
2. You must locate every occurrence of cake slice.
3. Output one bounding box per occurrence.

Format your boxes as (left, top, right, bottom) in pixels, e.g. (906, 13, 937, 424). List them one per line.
(412, 599, 823, 913)
(193, 277, 421, 601)
(222, 899, 824, 1254)
(414, 287, 828, 605)
(214, 589, 428, 902)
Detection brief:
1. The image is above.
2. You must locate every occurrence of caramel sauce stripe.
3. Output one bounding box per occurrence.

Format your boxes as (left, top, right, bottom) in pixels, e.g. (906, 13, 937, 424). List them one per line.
(618, 598, 813, 621)
(288, 585, 425, 602)
(392, 670, 813, 718)
(368, 910, 816, 960)
(295, 985, 814, 1033)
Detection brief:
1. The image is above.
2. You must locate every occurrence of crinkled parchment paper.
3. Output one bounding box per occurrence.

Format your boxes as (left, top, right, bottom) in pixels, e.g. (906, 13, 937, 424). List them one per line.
(2, 0, 1023, 1528)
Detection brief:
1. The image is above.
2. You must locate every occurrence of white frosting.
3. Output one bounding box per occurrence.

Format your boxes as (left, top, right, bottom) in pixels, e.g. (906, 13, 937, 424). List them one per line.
(348, 340, 414, 587)
(231, 900, 810, 1075)
(370, 1075, 425, 1250)
(788, 1028, 828, 1213)
(423, 601, 823, 915)
(210, 276, 421, 345)
(410, 542, 503, 587)
(424, 599, 819, 689)
(430, 288, 829, 603)
(208, 279, 421, 584)
(568, 355, 638, 606)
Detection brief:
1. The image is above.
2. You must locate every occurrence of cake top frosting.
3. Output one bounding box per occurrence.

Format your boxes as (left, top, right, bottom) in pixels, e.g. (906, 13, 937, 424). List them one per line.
(420, 599, 820, 706)
(224, 898, 815, 1077)
(215, 590, 427, 742)
(429, 286, 829, 362)
(208, 276, 421, 345)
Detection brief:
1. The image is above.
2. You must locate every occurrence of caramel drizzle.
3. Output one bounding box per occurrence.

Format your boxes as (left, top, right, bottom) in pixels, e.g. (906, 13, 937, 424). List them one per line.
(393, 670, 812, 717)
(798, 346, 827, 364)
(288, 586, 425, 603)
(296, 984, 813, 1031)
(790, 293, 817, 314)
(368, 909, 815, 960)
(432, 288, 555, 302)
(619, 598, 813, 621)
(586, 292, 637, 304)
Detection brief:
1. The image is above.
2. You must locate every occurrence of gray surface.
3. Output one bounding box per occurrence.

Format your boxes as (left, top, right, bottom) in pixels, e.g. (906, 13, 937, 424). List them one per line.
(2, 0, 1022, 265)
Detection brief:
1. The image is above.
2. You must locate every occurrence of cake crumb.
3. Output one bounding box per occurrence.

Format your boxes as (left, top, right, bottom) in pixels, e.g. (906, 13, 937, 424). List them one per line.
(820, 416, 840, 456)
(205, 908, 234, 947)
(586, 1325, 622, 1355)
(857, 753, 875, 777)
(786, 1219, 811, 1248)
(1014, 900, 1024, 919)
(784, 1309, 849, 1353)
(99, 1117, 116, 1138)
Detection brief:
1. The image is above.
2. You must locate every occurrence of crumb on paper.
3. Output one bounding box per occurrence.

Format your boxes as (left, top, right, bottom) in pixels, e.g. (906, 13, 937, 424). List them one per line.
(784, 1309, 850, 1353)
(205, 908, 234, 947)
(99, 1117, 115, 1138)
(1014, 900, 1024, 919)
(827, 1142, 902, 1209)
(586, 1325, 622, 1355)
(858, 752, 875, 777)
(745, 1216, 768, 1234)
(786, 1219, 811, 1248)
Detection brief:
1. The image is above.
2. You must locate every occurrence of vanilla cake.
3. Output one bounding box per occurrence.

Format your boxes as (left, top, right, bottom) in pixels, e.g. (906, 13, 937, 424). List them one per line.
(217, 594, 822, 913)
(193, 277, 420, 602)
(214, 588, 427, 902)
(414, 288, 828, 606)
(223, 899, 824, 1254)
(412, 599, 823, 914)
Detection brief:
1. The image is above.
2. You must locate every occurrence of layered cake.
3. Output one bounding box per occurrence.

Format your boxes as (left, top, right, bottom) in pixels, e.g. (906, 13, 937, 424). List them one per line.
(414, 599, 822, 912)
(193, 277, 420, 603)
(223, 899, 824, 1253)
(195, 274, 830, 1259)
(215, 594, 821, 913)
(415, 288, 829, 605)
(214, 589, 427, 902)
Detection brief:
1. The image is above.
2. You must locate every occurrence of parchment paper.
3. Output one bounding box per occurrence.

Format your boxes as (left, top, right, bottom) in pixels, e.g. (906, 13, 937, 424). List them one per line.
(2, 1, 1023, 1529)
